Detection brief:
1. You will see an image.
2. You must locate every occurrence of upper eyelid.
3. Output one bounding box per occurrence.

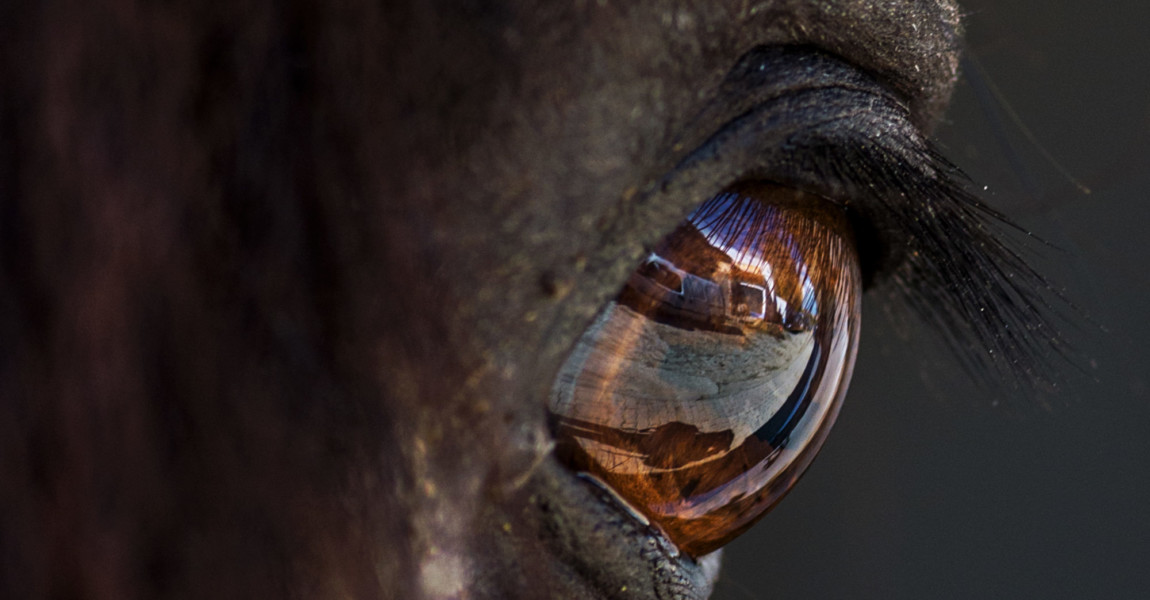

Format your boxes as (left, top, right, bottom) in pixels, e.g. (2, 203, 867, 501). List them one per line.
(594, 47, 909, 268)
(650, 47, 924, 269)
(667, 46, 910, 161)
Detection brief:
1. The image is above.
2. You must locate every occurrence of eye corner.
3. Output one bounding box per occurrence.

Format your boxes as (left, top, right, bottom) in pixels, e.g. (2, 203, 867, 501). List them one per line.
(842, 204, 898, 290)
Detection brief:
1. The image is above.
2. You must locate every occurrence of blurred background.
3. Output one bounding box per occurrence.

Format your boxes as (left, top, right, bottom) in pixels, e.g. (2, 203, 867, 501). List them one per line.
(716, 0, 1150, 598)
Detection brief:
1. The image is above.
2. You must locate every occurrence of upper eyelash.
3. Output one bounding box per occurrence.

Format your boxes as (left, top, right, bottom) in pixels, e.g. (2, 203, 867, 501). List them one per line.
(663, 45, 1074, 405)
(792, 134, 1074, 405)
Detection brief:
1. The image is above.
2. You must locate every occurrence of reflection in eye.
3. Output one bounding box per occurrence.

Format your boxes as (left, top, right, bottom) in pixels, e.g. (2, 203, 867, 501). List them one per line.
(549, 183, 862, 556)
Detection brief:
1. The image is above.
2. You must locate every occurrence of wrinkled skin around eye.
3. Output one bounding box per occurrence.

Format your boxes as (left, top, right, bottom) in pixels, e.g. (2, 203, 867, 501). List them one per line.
(0, 1, 962, 599)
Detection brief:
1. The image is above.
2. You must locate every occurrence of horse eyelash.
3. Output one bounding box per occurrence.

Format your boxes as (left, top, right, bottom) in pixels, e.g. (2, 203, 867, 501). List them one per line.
(806, 136, 1076, 406)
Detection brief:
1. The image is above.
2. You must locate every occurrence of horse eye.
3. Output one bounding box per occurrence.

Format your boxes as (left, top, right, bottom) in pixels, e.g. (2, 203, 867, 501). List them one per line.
(548, 182, 862, 556)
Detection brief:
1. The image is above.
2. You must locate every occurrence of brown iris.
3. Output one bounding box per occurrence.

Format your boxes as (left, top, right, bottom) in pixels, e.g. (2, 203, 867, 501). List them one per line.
(549, 183, 862, 556)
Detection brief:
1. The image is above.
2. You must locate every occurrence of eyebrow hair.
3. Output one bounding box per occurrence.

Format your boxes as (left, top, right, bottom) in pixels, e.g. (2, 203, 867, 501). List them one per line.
(668, 46, 1071, 403)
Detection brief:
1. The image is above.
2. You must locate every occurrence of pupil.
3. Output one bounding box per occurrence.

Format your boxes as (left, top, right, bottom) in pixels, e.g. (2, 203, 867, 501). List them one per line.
(548, 184, 861, 556)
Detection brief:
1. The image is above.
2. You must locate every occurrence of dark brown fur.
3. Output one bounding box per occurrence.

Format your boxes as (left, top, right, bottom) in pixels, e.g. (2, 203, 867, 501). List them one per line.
(0, 1, 962, 598)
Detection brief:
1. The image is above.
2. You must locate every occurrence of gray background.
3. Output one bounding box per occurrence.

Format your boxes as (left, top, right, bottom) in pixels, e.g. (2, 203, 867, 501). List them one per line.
(716, 1, 1150, 598)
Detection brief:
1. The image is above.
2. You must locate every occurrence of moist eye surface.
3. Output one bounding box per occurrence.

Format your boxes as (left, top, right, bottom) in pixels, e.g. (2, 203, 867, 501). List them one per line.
(549, 182, 863, 556)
